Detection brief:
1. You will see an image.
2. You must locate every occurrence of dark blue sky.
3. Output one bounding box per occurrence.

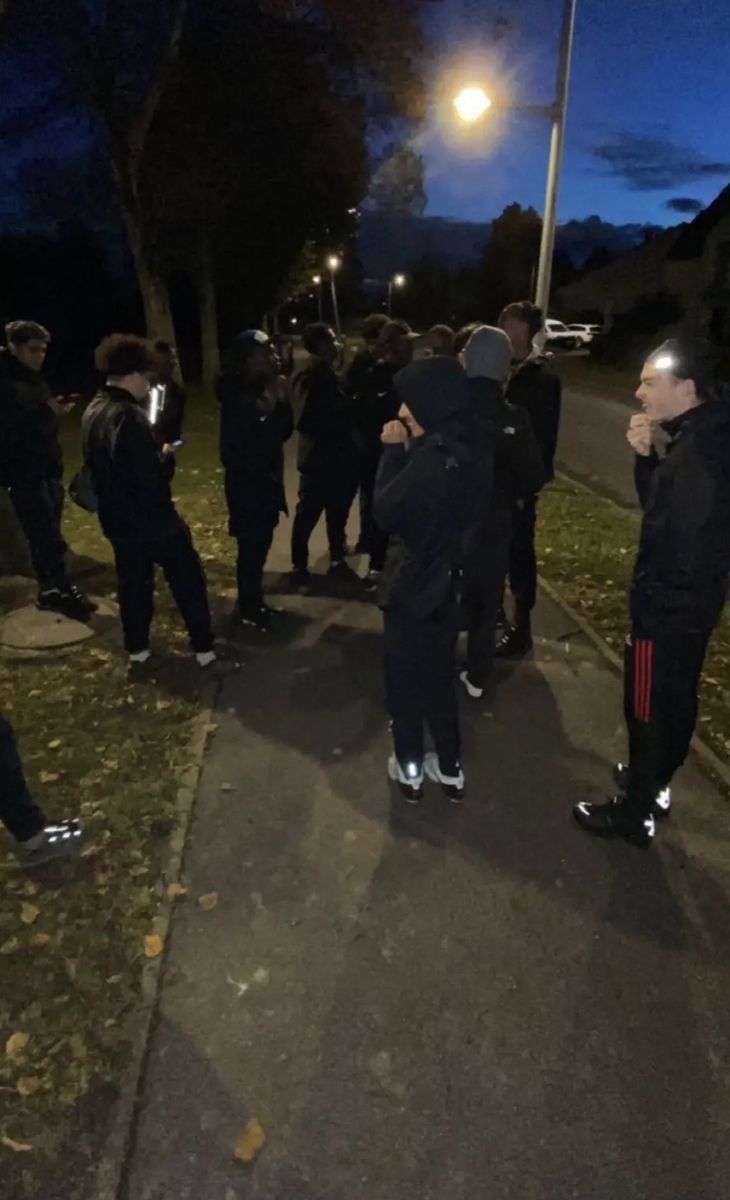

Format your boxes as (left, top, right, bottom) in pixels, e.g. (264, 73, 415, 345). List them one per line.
(422, 0, 730, 225)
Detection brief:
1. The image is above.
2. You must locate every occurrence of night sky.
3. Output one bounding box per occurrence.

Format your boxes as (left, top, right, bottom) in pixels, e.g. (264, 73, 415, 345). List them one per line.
(423, 0, 730, 225)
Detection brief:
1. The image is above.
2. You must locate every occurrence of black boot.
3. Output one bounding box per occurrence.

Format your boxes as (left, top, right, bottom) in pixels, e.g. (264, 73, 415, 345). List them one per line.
(37, 587, 93, 623)
(494, 623, 533, 659)
(573, 796, 655, 848)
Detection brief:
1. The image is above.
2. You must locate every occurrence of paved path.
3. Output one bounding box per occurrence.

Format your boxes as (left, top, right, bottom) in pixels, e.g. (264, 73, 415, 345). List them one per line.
(557, 384, 638, 509)
(124, 491, 730, 1200)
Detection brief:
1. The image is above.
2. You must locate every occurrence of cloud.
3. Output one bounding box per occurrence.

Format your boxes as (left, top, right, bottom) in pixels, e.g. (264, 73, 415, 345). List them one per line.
(666, 197, 704, 215)
(592, 132, 730, 192)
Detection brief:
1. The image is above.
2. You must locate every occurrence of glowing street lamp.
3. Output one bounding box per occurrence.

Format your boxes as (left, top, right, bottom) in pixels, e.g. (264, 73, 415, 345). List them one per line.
(388, 273, 407, 317)
(453, 86, 492, 123)
(452, 0, 578, 315)
(312, 274, 323, 321)
(327, 256, 342, 335)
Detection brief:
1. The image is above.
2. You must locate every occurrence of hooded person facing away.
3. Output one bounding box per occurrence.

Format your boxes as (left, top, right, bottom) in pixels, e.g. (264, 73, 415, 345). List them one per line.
(460, 326, 545, 700)
(374, 356, 477, 804)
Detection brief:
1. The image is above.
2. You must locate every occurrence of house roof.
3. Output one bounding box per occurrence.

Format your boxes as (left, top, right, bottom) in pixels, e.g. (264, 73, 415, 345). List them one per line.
(668, 183, 730, 261)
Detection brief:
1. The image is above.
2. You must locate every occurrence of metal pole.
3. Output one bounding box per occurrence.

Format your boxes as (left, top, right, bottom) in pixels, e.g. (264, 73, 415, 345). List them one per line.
(534, 0, 577, 315)
(387, 281, 393, 317)
(330, 273, 341, 337)
(317, 281, 323, 322)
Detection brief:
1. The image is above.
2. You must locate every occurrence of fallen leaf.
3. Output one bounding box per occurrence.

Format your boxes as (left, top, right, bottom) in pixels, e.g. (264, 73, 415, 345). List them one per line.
(0, 937, 20, 955)
(23, 881, 38, 898)
(167, 883, 188, 899)
(234, 1118, 266, 1164)
(39, 771, 60, 785)
(144, 934, 164, 959)
(20, 903, 40, 926)
(28, 689, 42, 698)
(6, 1032, 30, 1058)
(156, 700, 172, 711)
(220, 782, 235, 793)
(198, 892, 219, 912)
(130, 865, 149, 878)
(69, 1034, 86, 1060)
(17, 1076, 41, 1097)
(106, 974, 123, 984)
(47, 739, 62, 751)
(1, 1135, 32, 1153)
(30, 933, 51, 947)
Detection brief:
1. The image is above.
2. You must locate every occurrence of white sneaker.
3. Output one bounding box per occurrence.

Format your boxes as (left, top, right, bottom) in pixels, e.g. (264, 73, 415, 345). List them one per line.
(459, 671, 483, 700)
(387, 756, 423, 803)
(424, 752, 466, 803)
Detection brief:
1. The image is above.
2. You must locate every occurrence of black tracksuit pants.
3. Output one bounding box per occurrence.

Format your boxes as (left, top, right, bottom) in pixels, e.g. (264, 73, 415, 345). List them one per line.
(291, 465, 358, 571)
(464, 511, 512, 687)
(384, 606, 461, 776)
(0, 713, 45, 843)
(112, 522, 213, 656)
(623, 629, 712, 824)
(236, 521, 276, 613)
(358, 453, 389, 571)
(9, 480, 72, 593)
(507, 495, 538, 626)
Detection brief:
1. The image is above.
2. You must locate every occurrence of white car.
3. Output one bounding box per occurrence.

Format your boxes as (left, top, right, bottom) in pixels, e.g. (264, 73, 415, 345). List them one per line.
(544, 319, 578, 352)
(567, 322, 602, 346)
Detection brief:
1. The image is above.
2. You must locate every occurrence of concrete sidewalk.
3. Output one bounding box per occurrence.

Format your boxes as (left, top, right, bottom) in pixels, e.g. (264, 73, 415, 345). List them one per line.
(124, 520, 730, 1200)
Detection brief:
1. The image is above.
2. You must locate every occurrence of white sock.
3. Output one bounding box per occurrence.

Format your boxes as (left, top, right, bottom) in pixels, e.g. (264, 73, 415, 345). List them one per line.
(129, 649, 151, 664)
(196, 650, 216, 667)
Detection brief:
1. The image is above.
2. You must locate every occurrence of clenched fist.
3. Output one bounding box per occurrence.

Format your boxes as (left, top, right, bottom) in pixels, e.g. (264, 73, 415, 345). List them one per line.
(627, 412, 653, 457)
(381, 420, 408, 446)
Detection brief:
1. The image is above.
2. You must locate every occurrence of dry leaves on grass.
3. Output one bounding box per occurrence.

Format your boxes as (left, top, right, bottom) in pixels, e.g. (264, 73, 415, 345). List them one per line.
(234, 1118, 266, 1163)
(6, 1032, 30, 1058)
(144, 935, 164, 959)
(2, 1135, 33, 1152)
(167, 883, 188, 899)
(20, 903, 40, 926)
(198, 892, 219, 912)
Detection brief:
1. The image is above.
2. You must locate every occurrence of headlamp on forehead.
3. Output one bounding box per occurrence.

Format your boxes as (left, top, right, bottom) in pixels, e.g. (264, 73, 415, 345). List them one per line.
(651, 353, 677, 372)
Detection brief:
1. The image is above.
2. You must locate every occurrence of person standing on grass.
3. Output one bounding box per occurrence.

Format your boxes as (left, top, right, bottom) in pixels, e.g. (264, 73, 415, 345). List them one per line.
(0, 711, 82, 867)
(351, 319, 419, 591)
(289, 323, 360, 590)
(0, 320, 96, 622)
(375, 356, 476, 804)
(497, 301, 562, 657)
(574, 339, 730, 848)
(460, 326, 545, 701)
(218, 330, 293, 632)
(82, 334, 217, 671)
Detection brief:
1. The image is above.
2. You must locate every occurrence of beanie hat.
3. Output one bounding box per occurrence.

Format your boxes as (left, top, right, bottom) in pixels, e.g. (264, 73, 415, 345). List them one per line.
(463, 325, 513, 383)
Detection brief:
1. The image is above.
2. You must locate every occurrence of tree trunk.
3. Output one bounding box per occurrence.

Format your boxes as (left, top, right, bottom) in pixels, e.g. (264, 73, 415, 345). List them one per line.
(121, 197, 177, 345)
(198, 227, 220, 394)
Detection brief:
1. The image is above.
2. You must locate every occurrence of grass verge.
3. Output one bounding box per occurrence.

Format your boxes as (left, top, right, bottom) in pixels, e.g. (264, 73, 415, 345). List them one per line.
(554, 354, 637, 401)
(538, 477, 730, 764)
(0, 393, 232, 1198)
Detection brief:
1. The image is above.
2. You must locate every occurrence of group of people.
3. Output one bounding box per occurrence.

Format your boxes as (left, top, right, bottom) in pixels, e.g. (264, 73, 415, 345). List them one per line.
(1, 300, 729, 862)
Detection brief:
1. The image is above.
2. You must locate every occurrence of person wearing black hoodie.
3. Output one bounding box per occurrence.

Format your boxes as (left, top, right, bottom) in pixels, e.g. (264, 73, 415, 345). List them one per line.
(575, 340, 730, 849)
(82, 335, 216, 670)
(290, 323, 360, 588)
(460, 326, 546, 700)
(218, 330, 293, 631)
(0, 320, 95, 621)
(497, 301, 562, 656)
(374, 356, 476, 803)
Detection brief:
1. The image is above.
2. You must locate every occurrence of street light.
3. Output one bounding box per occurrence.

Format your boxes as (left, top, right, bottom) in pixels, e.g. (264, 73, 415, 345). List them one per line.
(327, 256, 342, 336)
(312, 274, 323, 321)
(388, 273, 407, 317)
(453, 0, 578, 315)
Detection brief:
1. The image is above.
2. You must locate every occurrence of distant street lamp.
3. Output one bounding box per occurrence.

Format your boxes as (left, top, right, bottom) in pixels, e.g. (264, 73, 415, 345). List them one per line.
(312, 274, 323, 321)
(388, 272, 407, 317)
(327, 255, 342, 336)
(453, 0, 578, 314)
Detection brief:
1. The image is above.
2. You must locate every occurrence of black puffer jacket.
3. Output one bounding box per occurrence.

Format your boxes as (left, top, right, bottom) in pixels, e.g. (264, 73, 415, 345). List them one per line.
(469, 378, 546, 514)
(506, 354, 562, 481)
(218, 375, 293, 535)
(375, 358, 476, 620)
(82, 387, 179, 542)
(294, 361, 357, 474)
(631, 398, 730, 636)
(0, 351, 62, 488)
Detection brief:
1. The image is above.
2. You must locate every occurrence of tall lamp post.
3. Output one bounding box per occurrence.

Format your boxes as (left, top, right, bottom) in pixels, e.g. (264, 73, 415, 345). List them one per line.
(312, 274, 323, 322)
(388, 273, 406, 317)
(454, 0, 578, 315)
(327, 255, 342, 337)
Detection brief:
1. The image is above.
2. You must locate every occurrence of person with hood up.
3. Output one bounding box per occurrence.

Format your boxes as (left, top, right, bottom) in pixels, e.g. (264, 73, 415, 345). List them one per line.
(218, 330, 293, 631)
(374, 356, 476, 803)
(460, 326, 546, 700)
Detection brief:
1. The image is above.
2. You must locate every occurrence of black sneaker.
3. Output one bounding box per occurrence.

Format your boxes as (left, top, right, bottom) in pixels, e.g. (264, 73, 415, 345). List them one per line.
(68, 585, 98, 615)
(573, 796, 654, 848)
(328, 561, 360, 584)
(424, 753, 466, 804)
(362, 569, 381, 593)
(288, 570, 311, 593)
(237, 606, 273, 633)
(459, 670, 484, 700)
(387, 756, 424, 804)
(16, 819, 83, 868)
(494, 624, 533, 659)
(613, 763, 672, 818)
(37, 589, 92, 623)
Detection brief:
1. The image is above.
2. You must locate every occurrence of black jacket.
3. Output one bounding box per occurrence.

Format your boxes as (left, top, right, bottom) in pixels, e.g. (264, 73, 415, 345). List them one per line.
(82, 386, 179, 542)
(344, 347, 377, 400)
(350, 359, 399, 462)
(0, 351, 63, 488)
(506, 355, 562, 481)
(218, 375, 293, 536)
(375, 358, 476, 621)
(631, 399, 730, 637)
(294, 360, 357, 473)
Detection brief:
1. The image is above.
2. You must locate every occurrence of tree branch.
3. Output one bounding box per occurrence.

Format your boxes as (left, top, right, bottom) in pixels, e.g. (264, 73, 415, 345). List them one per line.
(128, 0, 188, 169)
